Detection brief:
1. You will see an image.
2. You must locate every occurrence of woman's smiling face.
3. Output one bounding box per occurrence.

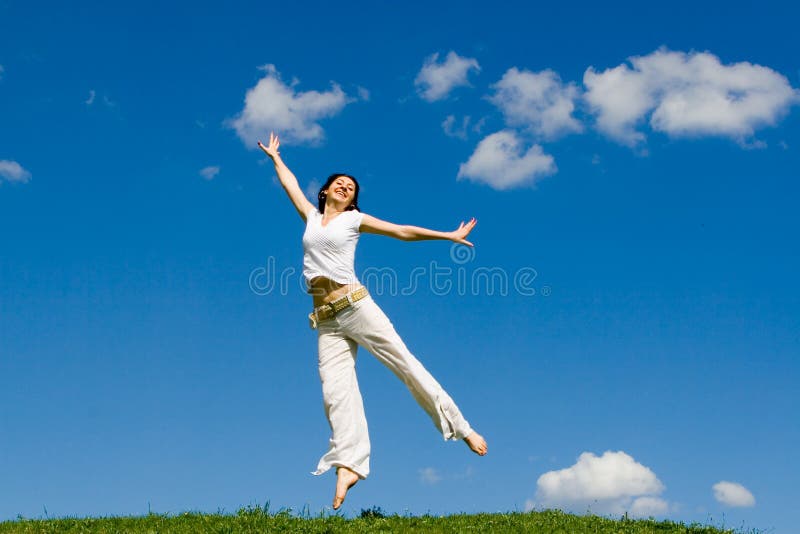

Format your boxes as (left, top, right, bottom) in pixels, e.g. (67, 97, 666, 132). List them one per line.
(318, 172, 360, 213)
(327, 176, 356, 204)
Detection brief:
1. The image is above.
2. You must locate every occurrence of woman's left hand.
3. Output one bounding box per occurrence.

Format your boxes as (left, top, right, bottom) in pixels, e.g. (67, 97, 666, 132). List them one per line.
(450, 218, 477, 246)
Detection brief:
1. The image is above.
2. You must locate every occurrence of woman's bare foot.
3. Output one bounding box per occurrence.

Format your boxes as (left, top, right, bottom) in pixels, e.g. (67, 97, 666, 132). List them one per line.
(464, 431, 488, 456)
(333, 466, 360, 510)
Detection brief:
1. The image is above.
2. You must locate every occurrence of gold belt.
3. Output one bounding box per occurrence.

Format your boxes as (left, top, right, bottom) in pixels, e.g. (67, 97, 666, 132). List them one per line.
(308, 286, 369, 329)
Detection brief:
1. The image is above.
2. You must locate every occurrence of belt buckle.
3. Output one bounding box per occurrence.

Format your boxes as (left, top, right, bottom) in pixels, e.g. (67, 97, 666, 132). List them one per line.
(310, 288, 365, 330)
(332, 296, 347, 313)
(315, 303, 335, 324)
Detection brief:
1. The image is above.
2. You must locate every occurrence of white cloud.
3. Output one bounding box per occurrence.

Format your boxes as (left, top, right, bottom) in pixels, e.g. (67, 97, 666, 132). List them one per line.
(0, 64, 4, 80)
(419, 467, 442, 485)
(531, 451, 667, 517)
(442, 114, 473, 140)
(713, 481, 755, 507)
(0, 160, 31, 184)
(415, 51, 480, 102)
(584, 48, 799, 145)
(489, 67, 582, 139)
(229, 64, 353, 146)
(356, 86, 370, 102)
(85, 89, 96, 105)
(457, 130, 555, 190)
(629, 496, 669, 516)
(583, 62, 653, 145)
(199, 166, 220, 181)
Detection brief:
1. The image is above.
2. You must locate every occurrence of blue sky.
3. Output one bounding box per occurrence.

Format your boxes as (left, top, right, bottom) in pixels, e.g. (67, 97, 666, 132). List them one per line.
(1, 0, 798, 531)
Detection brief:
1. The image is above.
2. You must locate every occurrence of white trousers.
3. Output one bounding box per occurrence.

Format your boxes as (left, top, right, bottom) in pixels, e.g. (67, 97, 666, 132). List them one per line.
(311, 292, 473, 480)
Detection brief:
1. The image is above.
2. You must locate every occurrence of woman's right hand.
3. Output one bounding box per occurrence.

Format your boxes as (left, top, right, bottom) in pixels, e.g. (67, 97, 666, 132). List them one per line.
(257, 132, 281, 160)
(449, 217, 477, 246)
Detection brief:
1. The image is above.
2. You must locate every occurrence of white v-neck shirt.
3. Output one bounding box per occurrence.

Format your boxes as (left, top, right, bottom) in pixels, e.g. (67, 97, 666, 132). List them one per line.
(302, 205, 364, 287)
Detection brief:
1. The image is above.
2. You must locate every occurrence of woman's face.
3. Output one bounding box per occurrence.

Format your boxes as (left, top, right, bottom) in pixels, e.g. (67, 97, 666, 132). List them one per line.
(326, 176, 357, 206)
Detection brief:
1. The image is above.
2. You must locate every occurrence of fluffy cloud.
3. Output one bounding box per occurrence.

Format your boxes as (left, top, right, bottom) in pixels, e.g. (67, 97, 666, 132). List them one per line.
(584, 48, 798, 145)
(628, 496, 669, 516)
(713, 481, 755, 507)
(489, 67, 582, 139)
(199, 166, 220, 181)
(419, 467, 442, 485)
(0, 64, 4, 80)
(415, 51, 480, 102)
(457, 130, 555, 190)
(442, 115, 472, 140)
(229, 64, 353, 146)
(530, 451, 668, 517)
(0, 160, 32, 184)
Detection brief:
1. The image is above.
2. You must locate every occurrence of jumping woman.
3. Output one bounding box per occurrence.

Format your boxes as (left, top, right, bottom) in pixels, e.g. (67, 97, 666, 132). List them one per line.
(258, 133, 488, 510)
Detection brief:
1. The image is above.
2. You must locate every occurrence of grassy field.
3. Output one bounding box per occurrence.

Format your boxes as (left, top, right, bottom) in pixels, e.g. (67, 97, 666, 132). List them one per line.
(0, 505, 754, 533)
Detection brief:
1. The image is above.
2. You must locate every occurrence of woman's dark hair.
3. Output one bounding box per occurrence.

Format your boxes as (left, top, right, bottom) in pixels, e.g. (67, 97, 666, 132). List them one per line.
(317, 173, 361, 213)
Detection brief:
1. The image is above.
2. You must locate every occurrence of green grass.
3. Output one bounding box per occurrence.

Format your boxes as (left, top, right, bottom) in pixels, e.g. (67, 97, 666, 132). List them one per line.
(0, 505, 754, 533)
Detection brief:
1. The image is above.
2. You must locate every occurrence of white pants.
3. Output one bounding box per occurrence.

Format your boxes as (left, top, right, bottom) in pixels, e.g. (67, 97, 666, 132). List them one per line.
(311, 292, 473, 480)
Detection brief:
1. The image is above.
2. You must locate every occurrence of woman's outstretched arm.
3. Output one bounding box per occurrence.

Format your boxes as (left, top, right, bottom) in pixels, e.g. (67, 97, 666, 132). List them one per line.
(258, 133, 315, 221)
(360, 214, 478, 246)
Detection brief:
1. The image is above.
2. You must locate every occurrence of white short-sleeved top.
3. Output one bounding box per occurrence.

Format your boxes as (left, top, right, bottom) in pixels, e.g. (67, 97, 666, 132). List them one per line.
(302, 205, 364, 287)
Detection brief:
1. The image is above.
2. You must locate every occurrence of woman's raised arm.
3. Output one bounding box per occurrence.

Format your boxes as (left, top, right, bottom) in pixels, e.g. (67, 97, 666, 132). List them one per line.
(360, 214, 477, 246)
(258, 132, 315, 221)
